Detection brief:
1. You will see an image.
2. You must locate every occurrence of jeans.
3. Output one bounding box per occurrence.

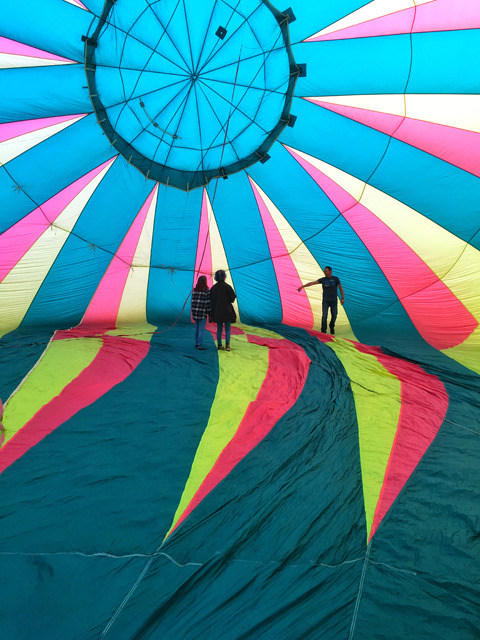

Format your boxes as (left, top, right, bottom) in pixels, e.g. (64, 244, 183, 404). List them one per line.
(195, 317, 207, 346)
(321, 300, 338, 333)
(217, 322, 231, 345)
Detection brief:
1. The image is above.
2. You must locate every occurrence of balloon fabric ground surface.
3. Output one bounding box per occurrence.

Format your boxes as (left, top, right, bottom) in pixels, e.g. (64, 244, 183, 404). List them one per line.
(1, 1, 480, 639)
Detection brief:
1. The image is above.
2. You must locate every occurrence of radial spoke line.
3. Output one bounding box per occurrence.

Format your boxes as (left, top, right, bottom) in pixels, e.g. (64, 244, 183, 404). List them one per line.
(102, 77, 189, 116)
(100, 16, 189, 74)
(193, 82, 206, 176)
(154, 83, 196, 169)
(146, 0, 193, 74)
(182, 0, 196, 72)
(197, 0, 244, 75)
(200, 2, 269, 73)
(201, 76, 285, 96)
(193, 0, 219, 76)
(126, 81, 191, 149)
(112, 4, 163, 127)
(198, 79, 267, 133)
(96, 61, 190, 77)
(201, 43, 285, 77)
(191, 81, 242, 176)
(197, 28, 285, 135)
(118, 0, 187, 126)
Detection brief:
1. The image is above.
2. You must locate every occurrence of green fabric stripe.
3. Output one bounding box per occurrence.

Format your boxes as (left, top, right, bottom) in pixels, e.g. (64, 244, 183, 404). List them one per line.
(2, 337, 102, 446)
(167, 333, 269, 536)
(328, 339, 401, 540)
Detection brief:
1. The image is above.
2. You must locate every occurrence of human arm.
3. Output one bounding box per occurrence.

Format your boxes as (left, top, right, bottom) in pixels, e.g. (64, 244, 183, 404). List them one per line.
(297, 280, 321, 292)
(338, 283, 345, 305)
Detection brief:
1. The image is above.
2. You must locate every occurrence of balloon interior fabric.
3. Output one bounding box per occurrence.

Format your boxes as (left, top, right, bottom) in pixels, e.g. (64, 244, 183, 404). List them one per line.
(1, 1, 480, 639)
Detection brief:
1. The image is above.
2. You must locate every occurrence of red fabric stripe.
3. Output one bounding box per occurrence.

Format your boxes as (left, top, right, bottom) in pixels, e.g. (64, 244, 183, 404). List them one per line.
(355, 344, 449, 540)
(171, 335, 310, 533)
(0, 335, 150, 474)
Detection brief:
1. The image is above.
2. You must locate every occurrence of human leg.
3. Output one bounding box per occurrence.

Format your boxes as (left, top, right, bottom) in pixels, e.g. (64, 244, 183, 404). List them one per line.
(225, 322, 231, 346)
(321, 301, 329, 333)
(217, 323, 223, 346)
(329, 301, 338, 334)
(195, 320, 200, 346)
(197, 317, 207, 347)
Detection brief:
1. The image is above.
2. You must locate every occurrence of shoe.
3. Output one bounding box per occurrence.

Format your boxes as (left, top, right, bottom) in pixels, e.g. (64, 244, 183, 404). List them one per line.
(195, 345, 198, 349)
(218, 345, 225, 350)
(225, 344, 231, 352)
(321, 330, 326, 334)
(330, 328, 335, 335)
(198, 346, 207, 351)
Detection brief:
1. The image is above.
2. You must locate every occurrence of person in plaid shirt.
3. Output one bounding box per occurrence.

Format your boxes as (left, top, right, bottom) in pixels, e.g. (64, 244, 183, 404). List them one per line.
(191, 275, 211, 350)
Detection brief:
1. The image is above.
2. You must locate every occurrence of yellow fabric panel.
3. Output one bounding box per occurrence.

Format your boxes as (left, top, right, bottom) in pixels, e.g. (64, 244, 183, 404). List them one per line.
(166, 332, 269, 537)
(327, 338, 401, 541)
(2, 336, 102, 446)
(205, 190, 241, 321)
(0, 160, 114, 339)
(290, 152, 480, 374)
(117, 188, 158, 327)
(309, 94, 480, 133)
(248, 178, 356, 340)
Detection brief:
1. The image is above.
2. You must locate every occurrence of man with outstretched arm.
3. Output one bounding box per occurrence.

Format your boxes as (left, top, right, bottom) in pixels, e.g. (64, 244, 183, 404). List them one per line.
(297, 266, 345, 335)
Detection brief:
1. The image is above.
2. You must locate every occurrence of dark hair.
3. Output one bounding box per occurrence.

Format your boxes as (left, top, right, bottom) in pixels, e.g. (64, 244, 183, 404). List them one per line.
(214, 269, 226, 282)
(194, 275, 208, 292)
(324, 266, 332, 272)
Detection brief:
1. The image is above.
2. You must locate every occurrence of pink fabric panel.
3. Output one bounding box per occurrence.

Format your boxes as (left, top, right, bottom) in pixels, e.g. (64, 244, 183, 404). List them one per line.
(306, 329, 334, 344)
(72, 0, 89, 9)
(342, 202, 477, 349)
(171, 336, 310, 534)
(0, 334, 150, 475)
(0, 36, 73, 62)
(310, 100, 480, 177)
(288, 149, 477, 349)
(81, 187, 157, 328)
(356, 344, 448, 541)
(0, 159, 114, 283)
(194, 190, 213, 289)
(307, 0, 479, 42)
(249, 178, 314, 329)
(0, 114, 84, 144)
(285, 147, 358, 212)
(308, 6, 416, 41)
(305, 100, 404, 137)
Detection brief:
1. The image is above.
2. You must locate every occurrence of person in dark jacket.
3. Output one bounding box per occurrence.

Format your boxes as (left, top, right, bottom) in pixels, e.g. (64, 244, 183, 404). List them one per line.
(210, 270, 236, 351)
(191, 275, 211, 350)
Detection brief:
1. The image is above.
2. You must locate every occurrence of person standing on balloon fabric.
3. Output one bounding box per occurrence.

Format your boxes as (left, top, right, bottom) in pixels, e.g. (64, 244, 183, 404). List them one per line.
(210, 270, 237, 352)
(191, 275, 211, 350)
(297, 266, 345, 335)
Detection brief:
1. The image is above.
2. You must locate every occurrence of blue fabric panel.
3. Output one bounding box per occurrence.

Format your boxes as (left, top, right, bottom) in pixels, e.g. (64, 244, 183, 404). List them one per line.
(0, 114, 114, 234)
(292, 36, 412, 97)
(206, 171, 283, 324)
(22, 158, 154, 329)
(0, 328, 54, 400)
(0, 0, 94, 62)
(288, 0, 370, 43)
(0, 66, 92, 124)
(408, 30, 480, 94)
(279, 98, 480, 244)
(147, 186, 203, 323)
